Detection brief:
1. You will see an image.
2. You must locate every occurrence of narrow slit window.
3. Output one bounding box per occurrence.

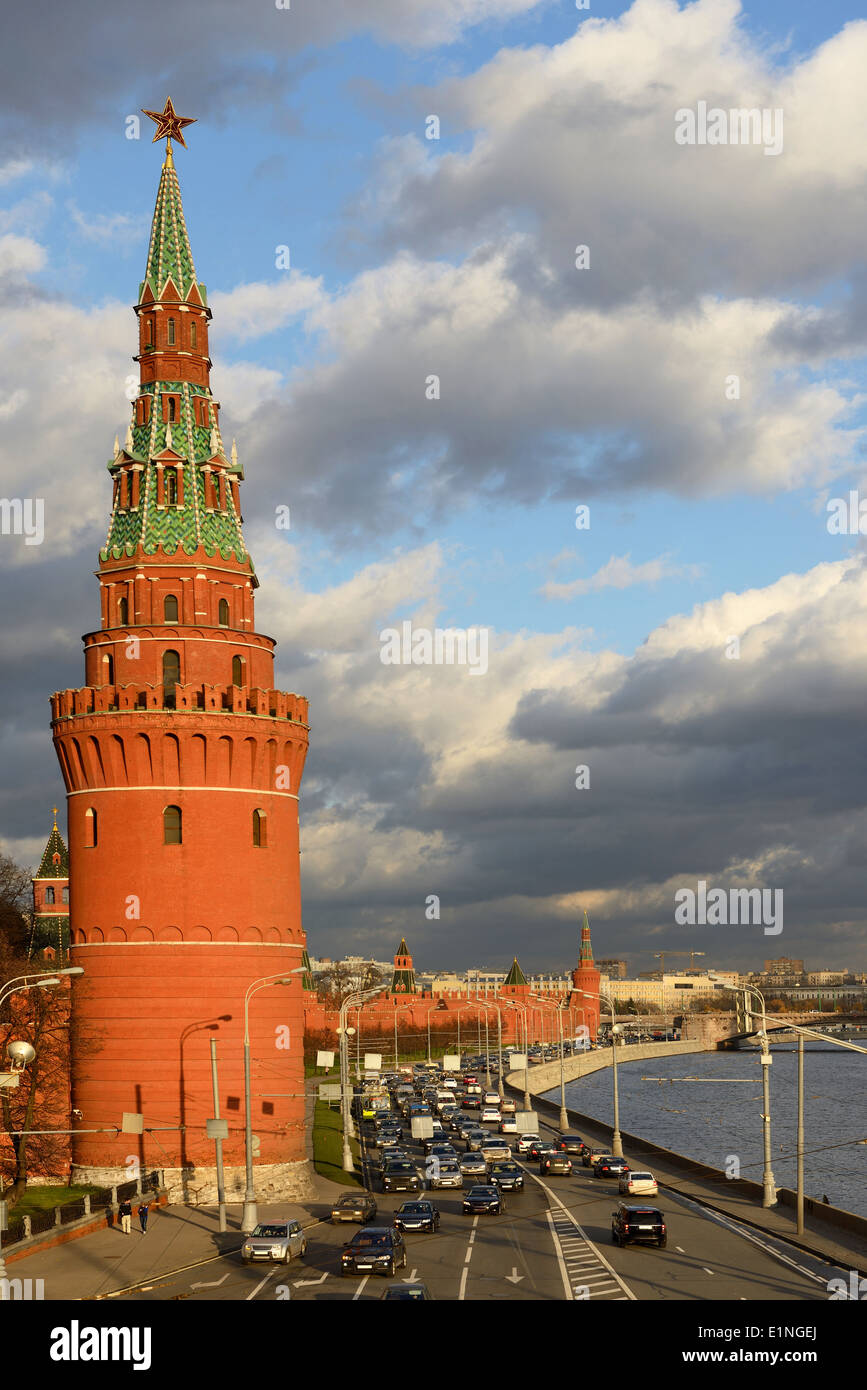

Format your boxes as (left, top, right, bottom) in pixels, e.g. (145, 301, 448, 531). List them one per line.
(85, 807, 97, 848)
(167, 317, 175, 345)
(164, 594, 179, 623)
(163, 805, 182, 845)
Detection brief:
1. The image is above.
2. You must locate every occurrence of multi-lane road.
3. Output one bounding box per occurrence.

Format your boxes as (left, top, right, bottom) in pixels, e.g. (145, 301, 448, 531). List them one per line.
(102, 1108, 840, 1302)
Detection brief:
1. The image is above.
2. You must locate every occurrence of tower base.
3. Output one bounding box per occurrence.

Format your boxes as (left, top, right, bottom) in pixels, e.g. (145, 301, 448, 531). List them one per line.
(71, 1159, 316, 1207)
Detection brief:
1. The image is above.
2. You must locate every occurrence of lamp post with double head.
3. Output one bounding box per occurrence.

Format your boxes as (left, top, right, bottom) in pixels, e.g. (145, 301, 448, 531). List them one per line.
(338, 985, 384, 1174)
(708, 975, 776, 1208)
(241, 965, 306, 1234)
(578, 988, 623, 1156)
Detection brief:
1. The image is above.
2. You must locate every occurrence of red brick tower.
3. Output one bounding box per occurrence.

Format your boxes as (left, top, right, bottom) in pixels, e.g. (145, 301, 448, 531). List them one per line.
(50, 111, 312, 1201)
(569, 911, 601, 1040)
(29, 810, 70, 964)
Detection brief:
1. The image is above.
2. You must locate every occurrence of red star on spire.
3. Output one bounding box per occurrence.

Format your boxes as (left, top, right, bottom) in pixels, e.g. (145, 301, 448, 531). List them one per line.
(141, 97, 197, 150)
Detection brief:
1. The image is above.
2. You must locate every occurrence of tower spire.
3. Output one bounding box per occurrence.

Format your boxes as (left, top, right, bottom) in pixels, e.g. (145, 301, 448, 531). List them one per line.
(579, 910, 594, 965)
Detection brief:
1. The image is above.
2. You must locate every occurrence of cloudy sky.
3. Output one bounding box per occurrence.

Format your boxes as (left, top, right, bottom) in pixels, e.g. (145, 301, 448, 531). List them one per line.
(1, 0, 866, 975)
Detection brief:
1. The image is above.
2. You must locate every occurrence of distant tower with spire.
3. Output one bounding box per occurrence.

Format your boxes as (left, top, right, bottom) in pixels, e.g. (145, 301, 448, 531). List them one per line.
(569, 911, 601, 1040)
(29, 808, 70, 964)
(49, 104, 312, 1201)
(390, 939, 416, 994)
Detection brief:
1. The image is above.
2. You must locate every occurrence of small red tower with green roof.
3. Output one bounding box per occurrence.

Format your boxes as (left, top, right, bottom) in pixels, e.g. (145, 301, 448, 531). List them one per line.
(569, 911, 601, 1040)
(49, 108, 312, 1201)
(501, 956, 529, 998)
(29, 809, 70, 964)
(390, 939, 416, 994)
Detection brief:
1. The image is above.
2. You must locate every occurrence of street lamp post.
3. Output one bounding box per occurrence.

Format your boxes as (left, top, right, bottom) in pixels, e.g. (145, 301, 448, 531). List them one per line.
(241, 965, 305, 1234)
(709, 976, 776, 1208)
(338, 985, 383, 1175)
(578, 988, 623, 1156)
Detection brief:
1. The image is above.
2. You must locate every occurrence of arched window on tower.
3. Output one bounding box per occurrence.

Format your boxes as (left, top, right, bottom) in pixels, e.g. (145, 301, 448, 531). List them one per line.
(84, 807, 97, 848)
(45, 886, 55, 905)
(164, 594, 179, 623)
(232, 655, 245, 687)
(168, 396, 177, 423)
(190, 319, 197, 348)
(103, 653, 114, 685)
(218, 598, 230, 628)
(165, 468, 178, 506)
(163, 805, 182, 845)
(62, 886, 69, 904)
(162, 649, 181, 707)
(252, 809, 267, 848)
(118, 596, 129, 625)
(167, 317, 176, 345)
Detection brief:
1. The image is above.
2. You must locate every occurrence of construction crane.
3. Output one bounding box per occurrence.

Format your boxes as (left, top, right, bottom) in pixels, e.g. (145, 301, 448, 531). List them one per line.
(639, 950, 705, 980)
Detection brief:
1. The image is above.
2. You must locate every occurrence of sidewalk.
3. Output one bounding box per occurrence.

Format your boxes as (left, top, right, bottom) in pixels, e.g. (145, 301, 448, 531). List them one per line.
(6, 1083, 353, 1301)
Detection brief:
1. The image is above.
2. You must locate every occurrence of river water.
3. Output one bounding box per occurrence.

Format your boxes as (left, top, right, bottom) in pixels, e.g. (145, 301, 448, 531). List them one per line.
(551, 1044, 867, 1217)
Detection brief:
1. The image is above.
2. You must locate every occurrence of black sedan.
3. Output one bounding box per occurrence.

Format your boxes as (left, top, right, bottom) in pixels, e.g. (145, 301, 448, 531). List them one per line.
(381, 1282, 432, 1300)
(594, 1157, 630, 1179)
(341, 1228, 408, 1276)
(393, 1200, 440, 1234)
(540, 1153, 573, 1176)
(488, 1161, 524, 1191)
(462, 1184, 504, 1215)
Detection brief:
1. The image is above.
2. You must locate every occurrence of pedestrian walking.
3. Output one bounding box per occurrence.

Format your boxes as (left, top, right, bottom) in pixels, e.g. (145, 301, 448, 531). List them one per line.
(138, 1200, 151, 1233)
(119, 1198, 132, 1235)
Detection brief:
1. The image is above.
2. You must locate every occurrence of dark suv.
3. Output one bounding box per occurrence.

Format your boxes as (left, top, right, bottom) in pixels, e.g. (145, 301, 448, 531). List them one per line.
(382, 1159, 421, 1194)
(611, 1203, 666, 1248)
(341, 1227, 408, 1276)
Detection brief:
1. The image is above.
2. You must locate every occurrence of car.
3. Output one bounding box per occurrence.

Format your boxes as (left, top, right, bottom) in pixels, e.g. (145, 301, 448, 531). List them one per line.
(465, 1129, 488, 1152)
(382, 1160, 422, 1193)
(500, 1097, 517, 1114)
(459, 1152, 488, 1178)
(540, 1152, 573, 1176)
(582, 1146, 611, 1168)
(611, 1203, 667, 1248)
(532, 1141, 559, 1163)
(515, 1133, 542, 1156)
(342, 1227, 408, 1276)
(483, 1093, 500, 1107)
(462, 1184, 504, 1215)
(381, 1282, 433, 1300)
(241, 1219, 306, 1264)
(463, 1074, 479, 1086)
(463, 1095, 482, 1110)
(393, 1200, 440, 1233)
(481, 1106, 501, 1123)
(423, 1137, 457, 1159)
(498, 1116, 518, 1135)
(429, 1160, 463, 1190)
(619, 1171, 658, 1197)
(489, 1160, 524, 1191)
(555, 1134, 587, 1156)
(480, 1137, 511, 1164)
(330, 1192, 377, 1225)
(378, 1146, 410, 1170)
(594, 1157, 630, 1179)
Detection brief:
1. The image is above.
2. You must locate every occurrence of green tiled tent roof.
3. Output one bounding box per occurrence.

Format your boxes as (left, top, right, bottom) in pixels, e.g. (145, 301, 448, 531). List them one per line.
(503, 957, 527, 987)
(28, 915, 70, 964)
(140, 153, 204, 304)
(35, 826, 69, 879)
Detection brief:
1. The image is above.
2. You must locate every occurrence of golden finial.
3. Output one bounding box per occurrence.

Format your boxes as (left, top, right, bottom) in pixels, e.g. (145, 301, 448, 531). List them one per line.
(52, 805, 58, 829)
(141, 98, 197, 152)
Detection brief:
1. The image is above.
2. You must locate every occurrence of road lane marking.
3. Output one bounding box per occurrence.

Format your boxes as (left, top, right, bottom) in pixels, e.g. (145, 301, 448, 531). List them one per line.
(666, 1190, 837, 1288)
(458, 1216, 478, 1301)
(530, 1170, 637, 1301)
(246, 1269, 278, 1301)
(702, 1267, 715, 1275)
(352, 1276, 370, 1301)
(545, 1208, 572, 1300)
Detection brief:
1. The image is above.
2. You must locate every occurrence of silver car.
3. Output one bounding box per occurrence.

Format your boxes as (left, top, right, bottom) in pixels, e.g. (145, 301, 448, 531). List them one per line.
(430, 1160, 463, 1190)
(459, 1153, 488, 1178)
(241, 1219, 307, 1265)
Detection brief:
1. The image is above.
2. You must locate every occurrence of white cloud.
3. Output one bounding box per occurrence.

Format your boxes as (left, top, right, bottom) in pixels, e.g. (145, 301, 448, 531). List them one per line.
(541, 551, 703, 599)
